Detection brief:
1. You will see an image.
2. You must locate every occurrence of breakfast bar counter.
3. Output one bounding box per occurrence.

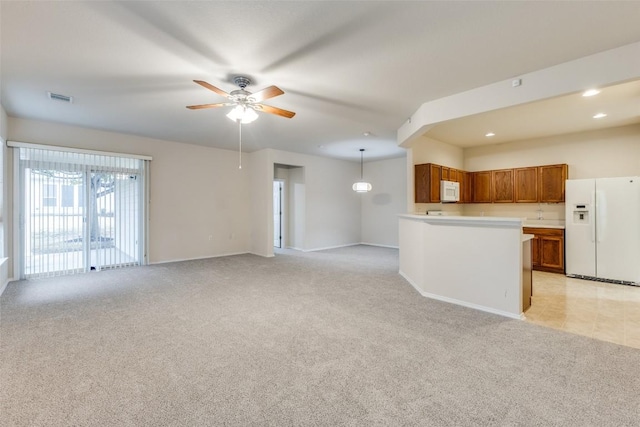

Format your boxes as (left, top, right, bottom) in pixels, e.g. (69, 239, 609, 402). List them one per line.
(398, 214, 528, 319)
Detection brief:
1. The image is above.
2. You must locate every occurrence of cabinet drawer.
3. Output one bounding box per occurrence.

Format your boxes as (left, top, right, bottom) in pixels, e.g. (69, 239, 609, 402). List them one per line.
(523, 227, 563, 237)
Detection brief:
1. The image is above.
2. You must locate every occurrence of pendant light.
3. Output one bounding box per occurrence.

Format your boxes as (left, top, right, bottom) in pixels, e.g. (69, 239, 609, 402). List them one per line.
(352, 148, 372, 193)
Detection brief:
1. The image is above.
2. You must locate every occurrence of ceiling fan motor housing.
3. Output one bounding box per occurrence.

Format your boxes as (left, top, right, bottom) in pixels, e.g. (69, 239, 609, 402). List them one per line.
(233, 76, 251, 90)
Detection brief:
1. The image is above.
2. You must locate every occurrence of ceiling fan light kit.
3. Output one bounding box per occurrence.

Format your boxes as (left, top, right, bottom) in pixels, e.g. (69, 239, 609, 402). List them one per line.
(226, 105, 258, 124)
(353, 149, 372, 193)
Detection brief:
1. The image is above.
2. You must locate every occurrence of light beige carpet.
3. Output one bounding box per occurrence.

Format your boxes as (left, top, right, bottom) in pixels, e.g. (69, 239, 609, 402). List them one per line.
(1, 245, 639, 426)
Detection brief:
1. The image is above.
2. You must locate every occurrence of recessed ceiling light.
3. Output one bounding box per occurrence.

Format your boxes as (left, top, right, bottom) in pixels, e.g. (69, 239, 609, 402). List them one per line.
(485, 132, 495, 137)
(582, 89, 600, 97)
(593, 113, 607, 119)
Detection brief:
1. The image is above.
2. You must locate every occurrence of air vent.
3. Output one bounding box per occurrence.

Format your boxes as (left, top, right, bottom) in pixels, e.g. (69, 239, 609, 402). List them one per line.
(47, 92, 73, 103)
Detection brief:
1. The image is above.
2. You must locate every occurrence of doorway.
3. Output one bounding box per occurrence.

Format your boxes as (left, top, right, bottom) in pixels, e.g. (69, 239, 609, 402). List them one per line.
(273, 180, 283, 248)
(273, 164, 305, 251)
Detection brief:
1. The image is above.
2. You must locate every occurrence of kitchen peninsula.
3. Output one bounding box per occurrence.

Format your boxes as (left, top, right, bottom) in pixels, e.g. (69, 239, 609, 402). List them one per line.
(399, 214, 530, 319)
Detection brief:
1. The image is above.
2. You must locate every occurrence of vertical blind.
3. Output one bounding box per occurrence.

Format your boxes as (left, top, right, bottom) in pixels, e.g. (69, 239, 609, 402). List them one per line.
(14, 144, 150, 279)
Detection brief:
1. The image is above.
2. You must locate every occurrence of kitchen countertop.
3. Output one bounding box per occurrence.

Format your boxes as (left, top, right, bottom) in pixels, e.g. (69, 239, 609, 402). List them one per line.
(407, 214, 565, 229)
(400, 214, 522, 228)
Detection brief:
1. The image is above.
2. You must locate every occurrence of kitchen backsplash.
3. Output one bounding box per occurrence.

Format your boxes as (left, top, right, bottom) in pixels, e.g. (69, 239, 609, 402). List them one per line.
(414, 202, 565, 220)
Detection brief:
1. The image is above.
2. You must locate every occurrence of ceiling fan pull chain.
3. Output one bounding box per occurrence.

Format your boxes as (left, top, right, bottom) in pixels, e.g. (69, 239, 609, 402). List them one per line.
(238, 119, 242, 170)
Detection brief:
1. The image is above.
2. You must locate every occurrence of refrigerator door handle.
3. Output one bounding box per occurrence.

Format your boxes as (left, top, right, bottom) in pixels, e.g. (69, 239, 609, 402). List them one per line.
(591, 191, 596, 243)
(595, 190, 605, 244)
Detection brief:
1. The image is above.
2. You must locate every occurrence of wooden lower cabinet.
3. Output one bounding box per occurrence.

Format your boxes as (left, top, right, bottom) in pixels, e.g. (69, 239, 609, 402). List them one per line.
(523, 227, 565, 274)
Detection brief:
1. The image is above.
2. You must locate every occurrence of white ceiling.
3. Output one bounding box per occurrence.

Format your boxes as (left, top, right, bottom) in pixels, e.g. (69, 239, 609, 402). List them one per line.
(2, 1, 640, 161)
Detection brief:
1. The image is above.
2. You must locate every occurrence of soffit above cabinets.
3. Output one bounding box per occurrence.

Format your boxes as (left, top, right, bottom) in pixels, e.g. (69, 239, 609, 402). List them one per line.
(424, 79, 640, 148)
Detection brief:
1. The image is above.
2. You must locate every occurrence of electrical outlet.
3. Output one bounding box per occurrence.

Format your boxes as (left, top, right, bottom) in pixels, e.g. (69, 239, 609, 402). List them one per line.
(511, 79, 522, 87)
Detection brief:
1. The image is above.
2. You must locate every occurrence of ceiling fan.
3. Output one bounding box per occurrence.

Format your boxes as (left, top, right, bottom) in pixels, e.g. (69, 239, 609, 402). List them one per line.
(186, 76, 295, 122)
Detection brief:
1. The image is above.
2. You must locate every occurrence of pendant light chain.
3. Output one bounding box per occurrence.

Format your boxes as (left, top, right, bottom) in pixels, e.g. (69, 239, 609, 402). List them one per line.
(238, 119, 242, 169)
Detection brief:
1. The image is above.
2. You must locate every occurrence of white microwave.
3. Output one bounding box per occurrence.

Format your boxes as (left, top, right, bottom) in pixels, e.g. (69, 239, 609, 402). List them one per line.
(440, 180, 460, 202)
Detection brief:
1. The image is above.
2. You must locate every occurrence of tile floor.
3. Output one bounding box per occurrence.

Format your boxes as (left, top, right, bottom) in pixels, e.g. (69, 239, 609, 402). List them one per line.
(525, 271, 640, 349)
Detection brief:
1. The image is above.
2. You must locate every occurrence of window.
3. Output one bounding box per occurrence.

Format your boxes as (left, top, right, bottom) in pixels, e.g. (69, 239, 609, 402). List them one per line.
(42, 184, 57, 207)
(61, 184, 74, 208)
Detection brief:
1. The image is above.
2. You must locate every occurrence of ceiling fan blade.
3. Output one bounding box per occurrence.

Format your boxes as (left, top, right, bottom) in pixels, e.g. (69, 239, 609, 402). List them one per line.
(255, 104, 296, 118)
(186, 103, 230, 110)
(193, 80, 230, 98)
(248, 85, 284, 103)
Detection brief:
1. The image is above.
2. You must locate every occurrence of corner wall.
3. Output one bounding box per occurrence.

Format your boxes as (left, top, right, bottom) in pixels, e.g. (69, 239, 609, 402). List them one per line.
(7, 117, 252, 264)
(361, 157, 406, 247)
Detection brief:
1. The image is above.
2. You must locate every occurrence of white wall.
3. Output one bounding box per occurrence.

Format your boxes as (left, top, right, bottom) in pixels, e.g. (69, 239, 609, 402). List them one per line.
(5, 117, 407, 274)
(267, 149, 362, 253)
(465, 124, 640, 177)
(8, 117, 252, 264)
(361, 156, 406, 247)
(290, 168, 306, 249)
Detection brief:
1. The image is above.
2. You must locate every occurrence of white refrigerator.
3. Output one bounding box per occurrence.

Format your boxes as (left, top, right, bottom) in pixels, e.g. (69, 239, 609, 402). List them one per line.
(565, 177, 640, 284)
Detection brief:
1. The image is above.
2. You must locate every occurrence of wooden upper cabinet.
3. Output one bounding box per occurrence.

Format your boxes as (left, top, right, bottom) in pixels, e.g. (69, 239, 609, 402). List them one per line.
(414, 163, 441, 203)
(415, 164, 430, 203)
(472, 171, 492, 203)
(415, 162, 567, 205)
(441, 167, 450, 181)
(429, 164, 442, 202)
(514, 167, 539, 203)
(491, 169, 514, 203)
(539, 164, 568, 203)
(462, 171, 473, 203)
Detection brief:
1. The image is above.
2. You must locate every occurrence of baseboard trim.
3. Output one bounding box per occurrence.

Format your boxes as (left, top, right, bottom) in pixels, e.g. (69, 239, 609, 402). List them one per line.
(360, 242, 399, 249)
(150, 252, 250, 265)
(302, 243, 359, 252)
(0, 280, 8, 297)
(399, 270, 523, 320)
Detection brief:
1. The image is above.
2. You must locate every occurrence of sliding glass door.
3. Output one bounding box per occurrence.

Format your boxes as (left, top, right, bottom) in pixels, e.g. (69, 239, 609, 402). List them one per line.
(17, 147, 147, 278)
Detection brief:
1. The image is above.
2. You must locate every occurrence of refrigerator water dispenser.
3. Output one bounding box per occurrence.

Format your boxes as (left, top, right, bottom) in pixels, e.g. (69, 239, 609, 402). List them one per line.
(572, 204, 590, 224)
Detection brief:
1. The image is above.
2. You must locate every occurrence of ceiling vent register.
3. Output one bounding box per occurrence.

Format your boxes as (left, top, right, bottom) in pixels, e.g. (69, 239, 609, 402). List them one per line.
(47, 92, 73, 103)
